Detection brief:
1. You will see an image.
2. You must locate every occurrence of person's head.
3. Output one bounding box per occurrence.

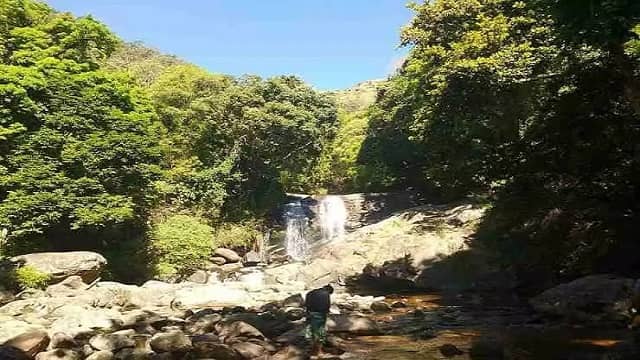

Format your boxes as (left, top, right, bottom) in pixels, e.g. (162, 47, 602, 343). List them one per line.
(323, 284, 334, 294)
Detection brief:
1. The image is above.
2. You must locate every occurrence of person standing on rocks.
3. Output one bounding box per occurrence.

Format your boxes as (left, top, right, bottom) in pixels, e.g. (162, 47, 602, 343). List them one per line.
(304, 284, 334, 356)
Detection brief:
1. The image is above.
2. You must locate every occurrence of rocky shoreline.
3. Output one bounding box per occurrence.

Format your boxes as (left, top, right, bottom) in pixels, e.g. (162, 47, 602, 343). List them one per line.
(2, 204, 640, 359)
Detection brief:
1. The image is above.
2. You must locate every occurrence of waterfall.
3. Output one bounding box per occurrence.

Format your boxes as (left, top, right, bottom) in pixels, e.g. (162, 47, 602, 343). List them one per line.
(283, 201, 309, 261)
(318, 195, 347, 241)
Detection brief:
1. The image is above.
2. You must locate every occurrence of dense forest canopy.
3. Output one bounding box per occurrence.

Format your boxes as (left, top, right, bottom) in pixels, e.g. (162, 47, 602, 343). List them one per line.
(360, 0, 640, 283)
(0, 0, 338, 280)
(0, 0, 639, 285)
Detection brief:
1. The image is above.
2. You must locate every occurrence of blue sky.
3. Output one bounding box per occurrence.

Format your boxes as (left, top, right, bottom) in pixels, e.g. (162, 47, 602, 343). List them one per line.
(43, 0, 413, 90)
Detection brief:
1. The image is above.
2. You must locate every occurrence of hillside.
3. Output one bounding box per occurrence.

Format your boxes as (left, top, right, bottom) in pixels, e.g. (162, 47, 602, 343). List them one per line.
(328, 79, 384, 112)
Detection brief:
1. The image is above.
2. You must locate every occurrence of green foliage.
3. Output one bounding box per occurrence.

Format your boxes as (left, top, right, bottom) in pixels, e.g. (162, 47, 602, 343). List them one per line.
(14, 265, 50, 290)
(213, 220, 262, 250)
(328, 80, 382, 113)
(309, 110, 375, 192)
(0, 0, 162, 254)
(104, 42, 183, 86)
(149, 214, 214, 279)
(0, 1, 339, 282)
(362, 0, 640, 281)
(149, 67, 338, 217)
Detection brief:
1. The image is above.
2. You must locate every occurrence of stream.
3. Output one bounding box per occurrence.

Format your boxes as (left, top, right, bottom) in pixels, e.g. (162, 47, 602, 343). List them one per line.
(336, 292, 637, 360)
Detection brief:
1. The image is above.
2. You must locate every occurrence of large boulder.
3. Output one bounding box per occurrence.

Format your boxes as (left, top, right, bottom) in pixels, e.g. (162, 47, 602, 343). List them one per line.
(172, 284, 250, 309)
(231, 342, 266, 359)
(215, 321, 265, 341)
(3, 330, 50, 357)
(35, 349, 80, 360)
(530, 274, 634, 323)
(49, 333, 76, 350)
(11, 252, 107, 284)
(214, 248, 242, 263)
(242, 251, 261, 267)
(149, 330, 191, 353)
(186, 270, 209, 284)
(48, 305, 123, 338)
(192, 338, 241, 360)
(46, 276, 87, 297)
(89, 332, 135, 352)
(0, 319, 44, 344)
(85, 351, 113, 360)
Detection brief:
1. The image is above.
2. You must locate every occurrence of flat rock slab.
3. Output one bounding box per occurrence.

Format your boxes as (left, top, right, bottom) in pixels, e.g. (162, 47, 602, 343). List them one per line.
(11, 252, 107, 284)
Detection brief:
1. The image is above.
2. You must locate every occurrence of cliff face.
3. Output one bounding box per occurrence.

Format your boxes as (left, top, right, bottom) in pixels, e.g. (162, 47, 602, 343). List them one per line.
(265, 201, 498, 291)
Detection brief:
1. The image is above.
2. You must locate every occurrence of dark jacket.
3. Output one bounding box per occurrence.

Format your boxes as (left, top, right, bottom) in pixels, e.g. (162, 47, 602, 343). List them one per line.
(305, 288, 331, 313)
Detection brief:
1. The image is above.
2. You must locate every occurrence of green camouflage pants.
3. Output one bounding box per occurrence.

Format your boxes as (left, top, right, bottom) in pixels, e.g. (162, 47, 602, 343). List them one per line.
(305, 311, 327, 344)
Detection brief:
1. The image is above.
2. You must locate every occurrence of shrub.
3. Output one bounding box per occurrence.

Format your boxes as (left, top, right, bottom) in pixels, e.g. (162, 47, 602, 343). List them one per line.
(14, 266, 50, 290)
(213, 221, 261, 250)
(149, 214, 214, 279)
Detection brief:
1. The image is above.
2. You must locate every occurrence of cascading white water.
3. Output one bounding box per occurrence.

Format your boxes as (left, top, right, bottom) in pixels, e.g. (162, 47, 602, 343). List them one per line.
(318, 195, 347, 241)
(283, 201, 309, 261)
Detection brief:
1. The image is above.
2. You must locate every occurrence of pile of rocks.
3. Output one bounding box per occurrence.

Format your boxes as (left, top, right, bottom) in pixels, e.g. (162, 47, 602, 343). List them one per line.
(186, 248, 264, 285)
(0, 280, 383, 360)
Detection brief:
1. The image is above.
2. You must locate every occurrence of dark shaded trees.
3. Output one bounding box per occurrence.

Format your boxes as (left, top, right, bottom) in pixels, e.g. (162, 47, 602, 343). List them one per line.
(360, 0, 640, 281)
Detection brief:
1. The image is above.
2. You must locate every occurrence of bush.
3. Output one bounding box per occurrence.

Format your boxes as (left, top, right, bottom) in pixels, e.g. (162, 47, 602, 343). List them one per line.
(149, 214, 214, 280)
(14, 266, 50, 290)
(213, 221, 261, 250)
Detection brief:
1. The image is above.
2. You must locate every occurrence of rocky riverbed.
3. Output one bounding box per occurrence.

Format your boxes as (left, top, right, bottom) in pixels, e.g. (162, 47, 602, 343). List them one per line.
(2, 202, 640, 359)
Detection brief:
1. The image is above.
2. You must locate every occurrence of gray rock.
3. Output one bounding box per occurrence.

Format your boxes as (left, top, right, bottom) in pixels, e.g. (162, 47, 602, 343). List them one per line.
(530, 274, 634, 323)
(211, 257, 228, 266)
(113, 348, 153, 360)
(185, 313, 222, 335)
(186, 270, 209, 284)
(231, 342, 265, 359)
(215, 321, 265, 341)
(11, 252, 107, 284)
(242, 251, 261, 267)
(172, 284, 249, 309)
(370, 301, 392, 313)
(285, 307, 305, 321)
(89, 332, 135, 352)
(149, 331, 191, 353)
(192, 337, 241, 360)
(282, 293, 304, 308)
(439, 344, 464, 357)
(223, 312, 293, 338)
(0, 287, 15, 306)
(3, 330, 50, 357)
(214, 248, 241, 263)
(86, 350, 114, 360)
(0, 320, 44, 343)
(271, 345, 307, 360)
(46, 276, 87, 297)
(35, 349, 80, 360)
(49, 332, 76, 349)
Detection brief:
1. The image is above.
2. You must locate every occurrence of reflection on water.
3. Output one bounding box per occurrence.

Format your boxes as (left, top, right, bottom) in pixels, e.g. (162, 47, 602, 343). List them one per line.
(338, 292, 638, 360)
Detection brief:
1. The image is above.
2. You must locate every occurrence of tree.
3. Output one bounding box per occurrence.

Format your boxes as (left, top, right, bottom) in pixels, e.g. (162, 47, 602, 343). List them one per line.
(0, 0, 161, 253)
(361, 0, 640, 281)
(149, 69, 338, 218)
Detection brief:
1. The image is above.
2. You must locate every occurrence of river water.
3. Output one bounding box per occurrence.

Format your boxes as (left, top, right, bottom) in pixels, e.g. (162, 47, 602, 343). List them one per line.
(336, 292, 637, 360)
